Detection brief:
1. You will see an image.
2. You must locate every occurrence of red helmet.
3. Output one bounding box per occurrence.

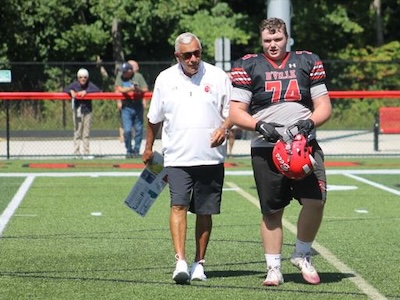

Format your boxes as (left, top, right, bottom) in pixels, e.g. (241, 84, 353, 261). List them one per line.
(272, 133, 317, 180)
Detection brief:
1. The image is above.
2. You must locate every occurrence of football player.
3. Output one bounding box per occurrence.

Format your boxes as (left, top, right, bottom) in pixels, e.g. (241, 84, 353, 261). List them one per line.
(229, 17, 332, 286)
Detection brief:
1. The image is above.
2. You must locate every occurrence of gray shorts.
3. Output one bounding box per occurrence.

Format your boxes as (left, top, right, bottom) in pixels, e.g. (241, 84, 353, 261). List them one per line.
(251, 139, 327, 215)
(166, 164, 224, 215)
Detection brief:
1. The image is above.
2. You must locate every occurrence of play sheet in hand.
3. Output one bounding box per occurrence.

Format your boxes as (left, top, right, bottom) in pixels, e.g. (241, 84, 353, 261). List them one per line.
(124, 151, 168, 217)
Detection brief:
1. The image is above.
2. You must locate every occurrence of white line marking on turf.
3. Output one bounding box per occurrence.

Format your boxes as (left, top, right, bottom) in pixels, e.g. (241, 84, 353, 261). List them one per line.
(0, 175, 35, 237)
(14, 214, 37, 217)
(223, 187, 240, 191)
(344, 173, 400, 196)
(226, 181, 387, 300)
(90, 212, 102, 216)
(327, 185, 358, 191)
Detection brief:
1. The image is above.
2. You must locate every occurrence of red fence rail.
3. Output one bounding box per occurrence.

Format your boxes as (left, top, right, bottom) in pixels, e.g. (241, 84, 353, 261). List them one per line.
(0, 90, 400, 100)
(1, 91, 400, 159)
(0, 92, 153, 100)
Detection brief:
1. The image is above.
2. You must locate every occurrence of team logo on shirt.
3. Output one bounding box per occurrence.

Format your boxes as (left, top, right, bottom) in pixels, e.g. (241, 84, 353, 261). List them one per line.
(265, 70, 296, 80)
(204, 85, 211, 93)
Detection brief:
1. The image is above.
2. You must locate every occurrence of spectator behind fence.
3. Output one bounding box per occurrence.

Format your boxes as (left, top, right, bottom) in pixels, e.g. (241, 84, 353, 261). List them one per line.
(116, 60, 149, 143)
(129, 60, 149, 108)
(115, 61, 148, 158)
(64, 68, 101, 158)
(142, 32, 232, 284)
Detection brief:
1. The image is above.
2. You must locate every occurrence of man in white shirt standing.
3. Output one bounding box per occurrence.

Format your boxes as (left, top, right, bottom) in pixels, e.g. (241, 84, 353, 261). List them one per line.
(142, 32, 232, 284)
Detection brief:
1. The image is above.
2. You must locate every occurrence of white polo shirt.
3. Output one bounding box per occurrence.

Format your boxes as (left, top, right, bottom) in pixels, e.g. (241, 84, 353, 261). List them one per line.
(148, 61, 232, 167)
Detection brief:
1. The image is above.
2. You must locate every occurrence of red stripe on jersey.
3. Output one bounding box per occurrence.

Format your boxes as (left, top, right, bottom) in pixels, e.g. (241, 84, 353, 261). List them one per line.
(310, 61, 326, 81)
(231, 67, 252, 85)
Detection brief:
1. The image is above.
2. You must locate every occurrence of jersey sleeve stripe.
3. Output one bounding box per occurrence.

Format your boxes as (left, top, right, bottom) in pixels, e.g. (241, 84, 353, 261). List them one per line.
(231, 67, 252, 86)
(310, 61, 326, 80)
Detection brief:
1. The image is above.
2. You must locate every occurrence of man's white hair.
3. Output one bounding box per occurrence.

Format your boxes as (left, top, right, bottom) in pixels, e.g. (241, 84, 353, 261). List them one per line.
(174, 32, 202, 53)
(77, 68, 89, 78)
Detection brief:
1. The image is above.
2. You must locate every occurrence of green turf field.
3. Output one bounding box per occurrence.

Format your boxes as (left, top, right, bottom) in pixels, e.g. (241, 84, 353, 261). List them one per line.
(0, 158, 399, 299)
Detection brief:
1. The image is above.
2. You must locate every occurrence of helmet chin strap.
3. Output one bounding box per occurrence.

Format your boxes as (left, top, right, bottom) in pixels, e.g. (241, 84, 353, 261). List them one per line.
(282, 124, 299, 142)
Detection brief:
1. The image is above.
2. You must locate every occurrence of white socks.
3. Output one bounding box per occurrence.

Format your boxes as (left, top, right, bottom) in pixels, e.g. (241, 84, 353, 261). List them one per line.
(265, 239, 312, 269)
(266, 254, 281, 269)
(295, 239, 312, 254)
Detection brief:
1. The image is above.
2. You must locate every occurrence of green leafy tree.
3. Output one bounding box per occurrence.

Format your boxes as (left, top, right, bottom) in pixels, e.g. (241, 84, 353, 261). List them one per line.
(171, 2, 250, 61)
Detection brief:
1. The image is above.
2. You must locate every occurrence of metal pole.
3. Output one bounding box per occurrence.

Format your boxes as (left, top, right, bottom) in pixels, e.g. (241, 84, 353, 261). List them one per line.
(222, 37, 225, 69)
(267, 0, 293, 51)
(62, 62, 66, 129)
(5, 100, 10, 159)
(373, 114, 379, 151)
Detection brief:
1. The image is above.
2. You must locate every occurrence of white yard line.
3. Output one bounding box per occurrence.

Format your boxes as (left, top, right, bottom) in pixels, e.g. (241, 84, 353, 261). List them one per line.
(344, 173, 400, 196)
(0, 175, 35, 236)
(226, 181, 388, 300)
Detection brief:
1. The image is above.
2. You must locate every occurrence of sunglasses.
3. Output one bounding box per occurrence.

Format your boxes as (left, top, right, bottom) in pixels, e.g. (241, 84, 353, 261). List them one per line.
(179, 50, 201, 60)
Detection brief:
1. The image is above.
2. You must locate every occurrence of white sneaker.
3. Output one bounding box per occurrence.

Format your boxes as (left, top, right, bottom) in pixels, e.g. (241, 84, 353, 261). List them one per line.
(190, 261, 207, 281)
(263, 266, 284, 286)
(290, 252, 320, 285)
(172, 260, 190, 284)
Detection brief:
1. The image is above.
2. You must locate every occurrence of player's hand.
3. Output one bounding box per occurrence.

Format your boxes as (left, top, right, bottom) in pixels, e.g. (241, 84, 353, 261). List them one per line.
(295, 119, 314, 136)
(255, 121, 283, 143)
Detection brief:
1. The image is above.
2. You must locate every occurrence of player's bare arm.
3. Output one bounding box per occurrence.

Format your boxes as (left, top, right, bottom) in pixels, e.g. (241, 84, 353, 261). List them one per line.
(310, 94, 332, 127)
(229, 101, 257, 131)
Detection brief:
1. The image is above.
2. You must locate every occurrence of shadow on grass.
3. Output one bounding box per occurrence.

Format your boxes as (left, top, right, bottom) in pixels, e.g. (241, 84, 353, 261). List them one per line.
(0, 270, 379, 298)
(279, 271, 355, 284)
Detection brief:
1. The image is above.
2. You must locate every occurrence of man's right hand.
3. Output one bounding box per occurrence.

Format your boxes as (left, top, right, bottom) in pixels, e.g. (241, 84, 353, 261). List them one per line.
(255, 121, 283, 143)
(142, 149, 154, 165)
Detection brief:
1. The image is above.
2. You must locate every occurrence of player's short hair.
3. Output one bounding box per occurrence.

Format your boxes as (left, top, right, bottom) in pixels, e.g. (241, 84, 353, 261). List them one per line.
(174, 32, 202, 53)
(259, 18, 288, 38)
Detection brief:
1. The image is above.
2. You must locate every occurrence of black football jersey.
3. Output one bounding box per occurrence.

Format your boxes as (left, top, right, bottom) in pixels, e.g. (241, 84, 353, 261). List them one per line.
(231, 51, 327, 116)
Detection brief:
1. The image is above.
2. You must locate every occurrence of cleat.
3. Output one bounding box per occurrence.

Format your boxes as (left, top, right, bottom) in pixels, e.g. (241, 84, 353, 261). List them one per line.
(263, 266, 284, 286)
(290, 252, 320, 285)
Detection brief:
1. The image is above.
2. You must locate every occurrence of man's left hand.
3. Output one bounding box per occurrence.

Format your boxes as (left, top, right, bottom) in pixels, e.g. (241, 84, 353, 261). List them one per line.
(210, 127, 227, 147)
(295, 119, 315, 136)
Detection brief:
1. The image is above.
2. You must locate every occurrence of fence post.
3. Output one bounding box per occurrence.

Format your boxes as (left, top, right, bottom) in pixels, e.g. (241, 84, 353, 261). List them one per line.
(5, 100, 10, 159)
(373, 114, 379, 151)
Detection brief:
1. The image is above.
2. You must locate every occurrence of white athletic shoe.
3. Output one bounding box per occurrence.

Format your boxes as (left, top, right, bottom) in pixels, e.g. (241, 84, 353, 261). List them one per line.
(290, 252, 320, 285)
(172, 260, 190, 284)
(190, 261, 207, 281)
(263, 266, 284, 286)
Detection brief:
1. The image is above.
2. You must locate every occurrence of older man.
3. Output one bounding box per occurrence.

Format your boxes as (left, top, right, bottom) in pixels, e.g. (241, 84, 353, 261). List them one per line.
(142, 32, 232, 284)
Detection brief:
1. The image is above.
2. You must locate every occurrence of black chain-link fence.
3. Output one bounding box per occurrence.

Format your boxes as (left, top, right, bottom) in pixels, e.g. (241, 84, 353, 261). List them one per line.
(1, 61, 400, 158)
